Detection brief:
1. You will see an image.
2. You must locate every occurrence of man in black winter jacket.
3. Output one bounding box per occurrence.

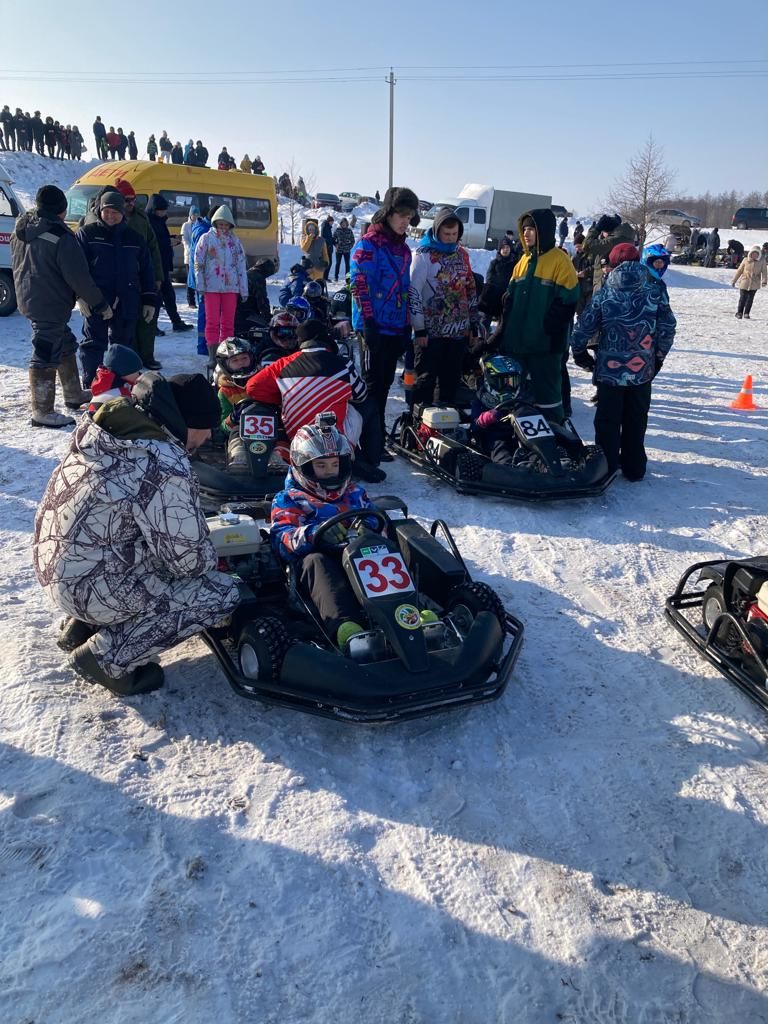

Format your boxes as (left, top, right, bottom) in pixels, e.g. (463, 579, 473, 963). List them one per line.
(30, 112, 45, 156)
(0, 105, 14, 150)
(11, 185, 110, 428)
(145, 193, 191, 334)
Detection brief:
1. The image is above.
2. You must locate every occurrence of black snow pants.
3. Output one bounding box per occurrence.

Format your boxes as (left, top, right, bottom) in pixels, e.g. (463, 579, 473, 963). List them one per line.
(298, 552, 360, 635)
(594, 381, 652, 481)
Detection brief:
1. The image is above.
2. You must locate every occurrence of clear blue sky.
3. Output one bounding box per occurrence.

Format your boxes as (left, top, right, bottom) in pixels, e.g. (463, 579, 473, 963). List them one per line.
(4, 0, 767, 215)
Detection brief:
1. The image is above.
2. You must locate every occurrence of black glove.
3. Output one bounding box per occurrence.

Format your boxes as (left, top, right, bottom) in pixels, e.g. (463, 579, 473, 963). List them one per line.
(363, 319, 380, 354)
(229, 401, 246, 425)
(572, 350, 596, 373)
(653, 354, 665, 378)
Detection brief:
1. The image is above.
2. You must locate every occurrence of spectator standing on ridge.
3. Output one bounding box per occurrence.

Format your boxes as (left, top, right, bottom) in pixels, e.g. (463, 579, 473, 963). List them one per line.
(240, 153, 252, 173)
(571, 243, 676, 481)
(127, 131, 138, 160)
(253, 155, 265, 174)
(70, 126, 84, 160)
(146, 134, 158, 161)
(1, 105, 15, 150)
(116, 129, 128, 160)
(92, 116, 107, 159)
(76, 190, 156, 386)
(30, 111, 45, 156)
(11, 185, 108, 428)
(171, 142, 183, 164)
(14, 109, 29, 152)
(158, 131, 173, 163)
(194, 140, 208, 167)
(44, 118, 57, 158)
(106, 126, 120, 160)
(558, 216, 569, 248)
(183, 139, 195, 165)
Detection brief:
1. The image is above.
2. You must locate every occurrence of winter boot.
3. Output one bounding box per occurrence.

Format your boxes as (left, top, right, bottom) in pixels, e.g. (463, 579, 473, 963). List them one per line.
(29, 366, 75, 428)
(69, 640, 165, 696)
(57, 353, 91, 410)
(336, 620, 366, 648)
(57, 617, 98, 652)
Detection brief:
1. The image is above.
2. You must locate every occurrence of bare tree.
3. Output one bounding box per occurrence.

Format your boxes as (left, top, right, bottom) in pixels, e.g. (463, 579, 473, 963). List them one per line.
(607, 135, 676, 246)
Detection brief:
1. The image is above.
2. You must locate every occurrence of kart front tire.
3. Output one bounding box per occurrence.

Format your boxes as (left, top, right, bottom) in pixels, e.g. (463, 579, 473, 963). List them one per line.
(456, 450, 484, 482)
(238, 617, 291, 682)
(447, 581, 506, 630)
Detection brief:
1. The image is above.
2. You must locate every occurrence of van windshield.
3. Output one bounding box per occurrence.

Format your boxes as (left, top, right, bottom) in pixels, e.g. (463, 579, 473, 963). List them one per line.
(66, 185, 102, 222)
(426, 203, 456, 219)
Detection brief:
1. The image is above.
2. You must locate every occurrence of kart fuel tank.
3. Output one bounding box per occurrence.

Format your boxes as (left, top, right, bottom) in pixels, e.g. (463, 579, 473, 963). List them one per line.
(207, 512, 263, 556)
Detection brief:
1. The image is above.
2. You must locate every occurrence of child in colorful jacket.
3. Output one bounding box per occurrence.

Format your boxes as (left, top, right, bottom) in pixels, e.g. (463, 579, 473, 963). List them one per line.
(732, 245, 766, 319)
(408, 206, 480, 405)
(571, 243, 676, 481)
(193, 204, 248, 362)
(270, 414, 379, 648)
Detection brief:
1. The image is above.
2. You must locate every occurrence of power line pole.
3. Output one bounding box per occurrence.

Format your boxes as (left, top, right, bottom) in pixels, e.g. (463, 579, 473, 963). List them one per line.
(387, 67, 395, 189)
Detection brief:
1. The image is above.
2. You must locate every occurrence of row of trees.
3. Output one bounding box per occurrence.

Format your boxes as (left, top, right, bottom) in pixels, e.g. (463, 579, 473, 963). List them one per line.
(604, 135, 766, 245)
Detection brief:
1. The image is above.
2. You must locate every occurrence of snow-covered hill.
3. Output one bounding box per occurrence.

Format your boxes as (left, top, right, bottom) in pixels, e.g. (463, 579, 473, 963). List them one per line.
(1, 160, 767, 1024)
(1, 151, 101, 209)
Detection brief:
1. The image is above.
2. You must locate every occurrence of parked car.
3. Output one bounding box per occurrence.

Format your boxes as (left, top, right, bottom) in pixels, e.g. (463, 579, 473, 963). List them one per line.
(311, 192, 342, 211)
(418, 200, 433, 214)
(0, 161, 24, 316)
(653, 208, 701, 228)
(732, 207, 768, 230)
(340, 191, 361, 211)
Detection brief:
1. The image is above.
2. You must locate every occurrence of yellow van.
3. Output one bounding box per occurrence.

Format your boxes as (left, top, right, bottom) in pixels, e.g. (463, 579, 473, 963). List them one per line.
(65, 161, 279, 274)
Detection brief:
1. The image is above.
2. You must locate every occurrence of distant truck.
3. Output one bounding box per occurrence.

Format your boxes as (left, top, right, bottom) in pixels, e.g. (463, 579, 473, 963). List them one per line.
(0, 162, 24, 316)
(411, 183, 552, 250)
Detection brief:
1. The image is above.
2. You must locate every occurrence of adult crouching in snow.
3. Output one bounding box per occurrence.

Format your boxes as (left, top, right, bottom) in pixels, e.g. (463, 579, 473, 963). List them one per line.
(350, 187, 419, 461)
(76, 190, 156, 387)
(408, 206, 480, 406)
(571, 243, 676, 481)
(33, 372, 239, 695)
(193, 204, 248, 364)
(11, 185, 109, 428)
(495, 209, 579, 424)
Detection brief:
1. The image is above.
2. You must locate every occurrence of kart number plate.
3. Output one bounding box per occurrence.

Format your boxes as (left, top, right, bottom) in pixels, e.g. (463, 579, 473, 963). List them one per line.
(241, 414, 276, 439)
(516, 415, 553, 439)
(353, 553, 415, 597)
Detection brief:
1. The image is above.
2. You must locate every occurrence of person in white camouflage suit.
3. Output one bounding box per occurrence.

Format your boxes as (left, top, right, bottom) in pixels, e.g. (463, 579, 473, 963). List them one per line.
(33, 372, 240, 695)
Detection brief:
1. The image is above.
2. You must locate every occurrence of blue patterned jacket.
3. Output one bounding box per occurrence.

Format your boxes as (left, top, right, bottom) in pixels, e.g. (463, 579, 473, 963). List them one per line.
(571, 262, 676, 386)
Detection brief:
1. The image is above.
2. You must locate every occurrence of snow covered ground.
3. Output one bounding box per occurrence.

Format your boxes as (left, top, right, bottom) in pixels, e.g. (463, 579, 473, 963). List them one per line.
(1, 152, 768, 1023)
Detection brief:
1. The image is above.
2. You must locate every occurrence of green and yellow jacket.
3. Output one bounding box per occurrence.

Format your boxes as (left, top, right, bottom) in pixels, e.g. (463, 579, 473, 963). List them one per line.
(500, 209, 579, 356)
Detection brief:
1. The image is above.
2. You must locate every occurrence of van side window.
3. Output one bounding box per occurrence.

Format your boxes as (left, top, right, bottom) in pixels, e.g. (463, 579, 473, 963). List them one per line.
(0, 187, 18, 218)
(236, 197, 271, 229)
(474, 209, 486, 224)
(455, 207, 469, 224)
(159, 191, 197, 226)
(207, 195, 235, 222)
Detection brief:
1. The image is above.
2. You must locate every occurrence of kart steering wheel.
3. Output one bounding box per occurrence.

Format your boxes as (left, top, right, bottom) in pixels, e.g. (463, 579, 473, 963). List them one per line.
(312, 509, 389, 547)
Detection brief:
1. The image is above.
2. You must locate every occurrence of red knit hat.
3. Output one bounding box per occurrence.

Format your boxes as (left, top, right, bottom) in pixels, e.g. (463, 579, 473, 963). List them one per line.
(114, 178, 136, 200)
(609, 242, 640, 268)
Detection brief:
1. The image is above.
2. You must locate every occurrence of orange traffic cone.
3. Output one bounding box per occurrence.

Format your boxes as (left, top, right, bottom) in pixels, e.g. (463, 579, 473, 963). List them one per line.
(730, 374, 760, 411)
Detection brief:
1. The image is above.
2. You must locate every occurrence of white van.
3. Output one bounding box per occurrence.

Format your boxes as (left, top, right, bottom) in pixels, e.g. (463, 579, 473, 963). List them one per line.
(0, 162, 23, 315)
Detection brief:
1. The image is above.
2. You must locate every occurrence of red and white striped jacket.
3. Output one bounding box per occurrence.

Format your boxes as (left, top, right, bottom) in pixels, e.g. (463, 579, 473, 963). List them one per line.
(245, 345, 367, 444)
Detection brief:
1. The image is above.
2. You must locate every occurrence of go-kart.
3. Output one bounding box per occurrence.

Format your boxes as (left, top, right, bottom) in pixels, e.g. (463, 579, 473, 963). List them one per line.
(389, 399, 615, 501)
(191, 400, 290, 512)
(665, 556, 768, 711)
(202, 496, 524, 723)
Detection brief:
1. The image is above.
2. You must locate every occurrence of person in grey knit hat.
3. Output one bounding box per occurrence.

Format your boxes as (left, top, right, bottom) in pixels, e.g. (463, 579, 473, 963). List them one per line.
(11, 185, 110, 427)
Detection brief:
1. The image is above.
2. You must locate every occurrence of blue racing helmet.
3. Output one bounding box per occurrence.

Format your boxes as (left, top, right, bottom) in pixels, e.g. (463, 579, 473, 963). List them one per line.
(285, 296, 311, 324)
(643, 244, 670, 279)
(478, 355, 523, 409)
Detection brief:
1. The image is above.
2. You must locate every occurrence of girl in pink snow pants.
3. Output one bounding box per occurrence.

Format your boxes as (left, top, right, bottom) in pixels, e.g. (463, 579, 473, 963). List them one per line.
(193, 203, 248, 363)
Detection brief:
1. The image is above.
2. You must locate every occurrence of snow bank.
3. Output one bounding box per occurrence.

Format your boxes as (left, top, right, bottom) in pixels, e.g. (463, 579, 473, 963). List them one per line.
(1, 151, 100, 210)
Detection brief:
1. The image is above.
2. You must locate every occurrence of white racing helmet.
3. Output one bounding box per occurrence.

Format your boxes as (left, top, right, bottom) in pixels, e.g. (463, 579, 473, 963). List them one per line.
(290, 412, 353, 500)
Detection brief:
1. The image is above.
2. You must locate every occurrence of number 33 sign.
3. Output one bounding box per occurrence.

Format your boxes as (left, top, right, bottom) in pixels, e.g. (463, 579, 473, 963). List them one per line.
(353, 553, 414, 597)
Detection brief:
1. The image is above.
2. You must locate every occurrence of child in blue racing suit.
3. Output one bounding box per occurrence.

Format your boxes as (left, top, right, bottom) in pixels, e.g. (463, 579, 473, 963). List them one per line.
(270, 413, 380, 648)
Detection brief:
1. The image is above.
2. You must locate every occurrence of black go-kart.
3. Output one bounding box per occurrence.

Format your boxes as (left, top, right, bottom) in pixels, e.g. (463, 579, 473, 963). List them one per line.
(201, 496, 524, 723)
(191, 400, 290, 512)
(665, 557, 768, 712)
(389, 400, 615, 502)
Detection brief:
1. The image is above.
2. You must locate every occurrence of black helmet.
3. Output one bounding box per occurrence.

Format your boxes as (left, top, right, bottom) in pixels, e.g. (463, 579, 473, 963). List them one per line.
(303, 280, 325, 301)
(215, 337, 256, 385)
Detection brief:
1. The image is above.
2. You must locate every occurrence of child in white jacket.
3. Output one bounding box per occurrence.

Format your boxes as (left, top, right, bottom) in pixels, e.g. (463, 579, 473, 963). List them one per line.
(193, 204, 248, 361)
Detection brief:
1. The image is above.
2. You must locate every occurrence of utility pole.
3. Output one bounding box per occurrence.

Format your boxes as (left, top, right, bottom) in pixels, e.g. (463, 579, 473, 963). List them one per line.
(387, 67, 395, 189)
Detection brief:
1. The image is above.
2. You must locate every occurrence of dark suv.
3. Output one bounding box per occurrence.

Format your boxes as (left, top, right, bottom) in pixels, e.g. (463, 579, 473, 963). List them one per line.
(732, 207, 768, 230)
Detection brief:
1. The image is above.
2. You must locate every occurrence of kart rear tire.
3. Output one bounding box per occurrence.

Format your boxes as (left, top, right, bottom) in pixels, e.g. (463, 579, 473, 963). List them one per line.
(456, 450, 484, 482)
(447, 581, 506, 630)
(701, 584, 741, 655)
(238, 617, 291, 682)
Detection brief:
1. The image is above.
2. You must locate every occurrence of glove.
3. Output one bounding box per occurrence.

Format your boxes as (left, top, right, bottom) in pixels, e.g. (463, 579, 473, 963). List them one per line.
(142, 304, 155, 324)
(363, 319, 380, 354)
(320, 522, 348, 546)
(100, 305, 114, 322)
(76, 299, 92, 318)
(475, 409, 500, 429)
(229, 401, 247, 426)
(653, 354, 665, 378)
(572, 350, 596, 372)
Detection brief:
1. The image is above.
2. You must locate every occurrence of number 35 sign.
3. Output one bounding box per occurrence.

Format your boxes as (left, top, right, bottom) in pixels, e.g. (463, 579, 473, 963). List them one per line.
(353, 553, 414, 597)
